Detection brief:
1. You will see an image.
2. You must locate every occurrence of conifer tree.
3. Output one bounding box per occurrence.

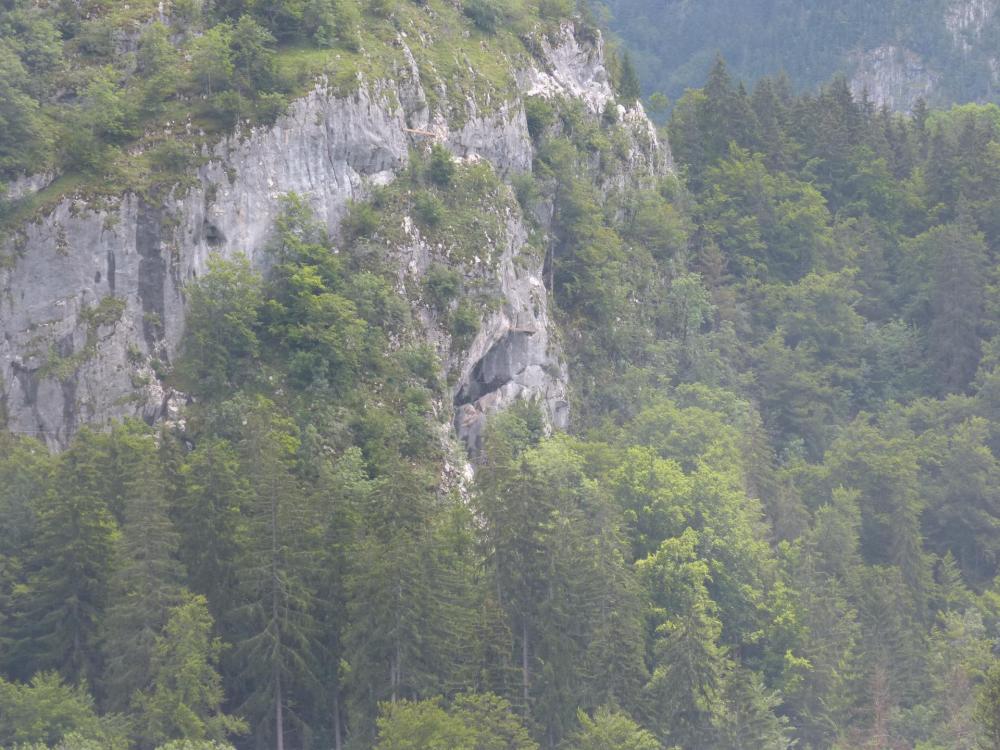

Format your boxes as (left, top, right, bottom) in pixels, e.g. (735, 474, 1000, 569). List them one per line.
(976, 659, 1000, 749)
(473, 407, 548, 719)
(715, 668, 791, 750)
(926, 205, 988, 394)
(231, 397, 318, 750)
(0, 436, 54, 675)
(101, 423, 186, 714)
(564, 706, 661, 750)
(135, 594, 246, 747)
(618, 52, 641, 104)
(175, 437, 249, 630)
(12, 430, 119, 685)
(638, 530, 727, 749)
(343, 462, 451, 745)
(308, 447, 369, 750)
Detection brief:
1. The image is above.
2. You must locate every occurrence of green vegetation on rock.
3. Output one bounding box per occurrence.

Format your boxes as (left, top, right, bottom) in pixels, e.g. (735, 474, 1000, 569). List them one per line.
(12, 3, 1000, 750)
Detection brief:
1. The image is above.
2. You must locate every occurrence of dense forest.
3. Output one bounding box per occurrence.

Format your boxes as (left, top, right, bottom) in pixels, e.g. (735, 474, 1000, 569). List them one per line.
(599, 0, 1000, 109)
(6, 0, 1000, 748)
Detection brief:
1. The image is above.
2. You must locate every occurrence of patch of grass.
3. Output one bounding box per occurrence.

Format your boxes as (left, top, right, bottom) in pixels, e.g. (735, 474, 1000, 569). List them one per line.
(0, 174, 87, 235)
(3, 0, 574, 234)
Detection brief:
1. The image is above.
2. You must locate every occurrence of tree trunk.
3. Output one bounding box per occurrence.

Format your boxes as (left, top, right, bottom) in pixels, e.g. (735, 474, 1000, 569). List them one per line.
(333, 687, 343, 750)
(275, 666, 285, 750)
(271, 476, 284, 750)
(391, 578, 402, 703)
(521, 618, 530, 710)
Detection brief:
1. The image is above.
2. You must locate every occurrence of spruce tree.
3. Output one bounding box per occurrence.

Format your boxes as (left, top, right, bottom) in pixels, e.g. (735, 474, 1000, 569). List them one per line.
(175, 437, 249, 630)
(101, 423, 186, 714)
(13, 430, 118, 685)
(926, 205, 988, 394)
(618, 52, 641, 104)
(715, 668, 791, 750)
(343, 461, 447, 745)
(638, 530, 727, 749)
(976, 659, 1000, 749)
(230, 397, 319, 750)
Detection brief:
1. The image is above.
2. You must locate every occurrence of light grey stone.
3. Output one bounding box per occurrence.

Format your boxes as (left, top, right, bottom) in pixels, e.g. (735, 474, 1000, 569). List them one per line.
(0, 23, 668, 450)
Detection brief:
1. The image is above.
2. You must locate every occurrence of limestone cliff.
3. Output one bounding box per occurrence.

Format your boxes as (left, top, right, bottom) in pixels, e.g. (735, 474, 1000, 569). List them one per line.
(0, 22, 668, 449)
(849, 46, 939, 112)
(849, 0, 1000, 111)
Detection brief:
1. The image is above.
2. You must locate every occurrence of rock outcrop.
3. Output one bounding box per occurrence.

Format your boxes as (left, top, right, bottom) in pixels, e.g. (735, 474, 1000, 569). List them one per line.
(849, 45, 939, 112)
(849, 0, 1000, 111)
(946, 0, 996, 51)
(0, 22, 667, 449)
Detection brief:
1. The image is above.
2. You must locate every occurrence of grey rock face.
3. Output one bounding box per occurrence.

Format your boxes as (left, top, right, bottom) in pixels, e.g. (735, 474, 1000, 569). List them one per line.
(849, 0, 1000, 111)
(2, 86, 413, 446)
(946, 0, 996, 51)
(447, 101, 534, 176)
(518, 24, 615, 115)
(450, 212, 568, 453)
(0, 23, 666, 449)
(4, 172, 54, 202)
(849, 45, 939, 112)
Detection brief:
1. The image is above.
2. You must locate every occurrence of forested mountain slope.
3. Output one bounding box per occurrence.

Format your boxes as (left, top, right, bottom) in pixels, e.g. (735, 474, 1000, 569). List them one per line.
(6, 1, 1000, 750)
(601, 0, 1000, 111)
(0, 0, 663, 447)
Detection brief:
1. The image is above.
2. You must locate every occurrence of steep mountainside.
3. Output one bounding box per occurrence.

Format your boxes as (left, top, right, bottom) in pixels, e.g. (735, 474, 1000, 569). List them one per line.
(13, 1, 1000, 749)
(602, 0, 1000, 110)
(0, 20, 665, 448)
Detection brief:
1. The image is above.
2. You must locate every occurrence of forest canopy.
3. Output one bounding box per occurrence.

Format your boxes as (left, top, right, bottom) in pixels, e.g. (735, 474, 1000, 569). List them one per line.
(6, 0, 1000, 746)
